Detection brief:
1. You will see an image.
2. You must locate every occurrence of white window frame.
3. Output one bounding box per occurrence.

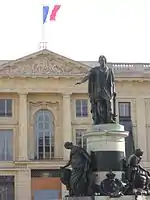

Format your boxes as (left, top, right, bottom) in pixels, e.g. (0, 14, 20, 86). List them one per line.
(118, 102, 131, 117)
(75, 99, 88, 118)
(0, 129, 13, 161)
(0, 99, 12, 117)
(35, 110, 54, 160)
(75, 129, 87, 149)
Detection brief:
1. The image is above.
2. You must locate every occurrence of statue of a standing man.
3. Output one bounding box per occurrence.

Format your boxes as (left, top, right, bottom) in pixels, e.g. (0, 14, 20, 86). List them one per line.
(76, 55, 116, 124)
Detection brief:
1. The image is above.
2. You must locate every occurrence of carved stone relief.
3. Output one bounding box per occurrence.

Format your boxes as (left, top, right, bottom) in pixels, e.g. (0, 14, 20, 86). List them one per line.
(0, 54, 89, 76)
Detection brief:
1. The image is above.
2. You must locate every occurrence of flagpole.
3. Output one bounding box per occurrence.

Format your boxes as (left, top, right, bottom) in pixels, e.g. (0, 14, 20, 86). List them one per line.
(39, 4, 48, 50)
(39, 2, 61, 50)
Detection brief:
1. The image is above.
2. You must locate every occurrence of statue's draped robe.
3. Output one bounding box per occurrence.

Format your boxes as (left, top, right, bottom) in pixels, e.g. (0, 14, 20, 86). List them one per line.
(69, 146, 91, 196)
(88, 66, 114, 124)
(127, 155, 149, 189)
(127, 154, 140, 182)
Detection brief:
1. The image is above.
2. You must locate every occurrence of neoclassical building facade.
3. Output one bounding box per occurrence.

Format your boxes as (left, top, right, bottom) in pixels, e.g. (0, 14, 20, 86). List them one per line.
(0, 49, 149, 199)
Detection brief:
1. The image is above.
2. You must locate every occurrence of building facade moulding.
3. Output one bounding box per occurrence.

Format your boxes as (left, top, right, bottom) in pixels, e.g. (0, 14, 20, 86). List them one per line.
(29, 100, 60, 126)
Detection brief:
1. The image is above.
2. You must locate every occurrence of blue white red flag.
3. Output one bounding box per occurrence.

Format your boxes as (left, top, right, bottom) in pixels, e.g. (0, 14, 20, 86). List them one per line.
(43, 4, 61, 24)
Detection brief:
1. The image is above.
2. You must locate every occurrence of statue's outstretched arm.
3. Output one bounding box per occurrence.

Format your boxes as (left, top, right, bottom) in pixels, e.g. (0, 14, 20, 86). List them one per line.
(62, 159, 71, 169)
(75, 71, 91, 85)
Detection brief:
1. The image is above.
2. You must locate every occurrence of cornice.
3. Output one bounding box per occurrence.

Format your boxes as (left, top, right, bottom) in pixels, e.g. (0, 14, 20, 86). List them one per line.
(27, 160, 67, 168)
(0, 75, 150, 83)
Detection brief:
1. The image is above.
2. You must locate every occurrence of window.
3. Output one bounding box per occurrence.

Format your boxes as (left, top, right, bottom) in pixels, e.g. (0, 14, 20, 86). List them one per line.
(118, 102, 131, 117)
(76, 129, 87, 149)
(0, 130, 13, 161)
(75, 99, 88, 117)
(0, 99, 12, 117)
(35, 110, 54, 160)
(0, 176, 14, 200)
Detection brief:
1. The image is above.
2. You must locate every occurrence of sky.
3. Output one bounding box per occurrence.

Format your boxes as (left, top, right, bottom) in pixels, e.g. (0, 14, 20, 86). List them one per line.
(0, 0, 150, 62)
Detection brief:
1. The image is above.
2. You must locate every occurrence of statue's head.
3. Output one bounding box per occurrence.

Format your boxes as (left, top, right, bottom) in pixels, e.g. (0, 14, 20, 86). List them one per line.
(64, 142, 73, 149)
(98, 55, 107, 66)
(106, 170, 116, 180)
(135, 148, 143, 156)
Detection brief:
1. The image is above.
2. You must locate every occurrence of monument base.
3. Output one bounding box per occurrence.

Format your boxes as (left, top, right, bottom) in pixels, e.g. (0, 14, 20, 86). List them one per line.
(62, 125, 148, 200)
(64, 195, 149, 200)
(84, 123, 128, 183)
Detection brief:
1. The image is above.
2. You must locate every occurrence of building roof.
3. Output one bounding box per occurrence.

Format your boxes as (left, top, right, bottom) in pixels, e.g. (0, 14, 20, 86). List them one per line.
(0, 50, 150, 76)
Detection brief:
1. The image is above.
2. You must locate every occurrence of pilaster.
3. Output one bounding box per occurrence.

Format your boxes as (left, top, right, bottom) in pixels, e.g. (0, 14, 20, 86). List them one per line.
(18, 92, 28, 161)
(62, 93, 72, 161)
(136, 97, 147, 161)
(16, 169, 31, 200)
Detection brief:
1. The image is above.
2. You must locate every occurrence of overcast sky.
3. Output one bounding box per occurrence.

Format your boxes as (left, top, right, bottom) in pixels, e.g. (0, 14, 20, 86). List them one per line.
(0, 0, 150, 62)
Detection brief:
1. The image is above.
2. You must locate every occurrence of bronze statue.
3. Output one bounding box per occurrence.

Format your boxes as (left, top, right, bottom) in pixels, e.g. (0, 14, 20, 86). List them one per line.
(100, 171, 124, 197)
(127, 148, 144, 183)
(76, 55, 116, 124)
(122, 148, 150, 195)
(60, 142, 94, 196)
(60, 168, 72, 196)
(61, 144, 150, 198)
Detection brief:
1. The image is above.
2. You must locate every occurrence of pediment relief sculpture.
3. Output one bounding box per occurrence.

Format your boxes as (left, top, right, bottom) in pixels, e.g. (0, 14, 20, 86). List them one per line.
(0, 50, 90, 77)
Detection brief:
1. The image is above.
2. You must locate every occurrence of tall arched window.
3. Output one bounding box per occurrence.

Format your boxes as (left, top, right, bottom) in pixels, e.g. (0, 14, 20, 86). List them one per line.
(34, 109, 54, 160)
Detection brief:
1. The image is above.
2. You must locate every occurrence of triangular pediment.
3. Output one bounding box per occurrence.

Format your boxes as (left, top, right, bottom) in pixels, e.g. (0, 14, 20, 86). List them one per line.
(0, 49, 90, 77)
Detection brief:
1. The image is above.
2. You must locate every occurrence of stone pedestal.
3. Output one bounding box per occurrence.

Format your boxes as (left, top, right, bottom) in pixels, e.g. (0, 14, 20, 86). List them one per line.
(64, 197, 93, 200)
(64, 195, 149, 200)
(84, 123, 128, 183)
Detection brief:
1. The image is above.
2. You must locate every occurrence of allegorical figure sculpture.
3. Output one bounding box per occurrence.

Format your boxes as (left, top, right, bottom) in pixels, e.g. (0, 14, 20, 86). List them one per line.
(122, 148, 150, 195)
(76, 55, 116, 124)
(60, 142, 94, 196)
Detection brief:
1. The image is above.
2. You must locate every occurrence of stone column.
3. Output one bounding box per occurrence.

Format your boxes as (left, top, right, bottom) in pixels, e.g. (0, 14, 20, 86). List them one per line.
(62, 93, 72, 161)
(18, 93, 28, 160)
(136, 97, 147, 161)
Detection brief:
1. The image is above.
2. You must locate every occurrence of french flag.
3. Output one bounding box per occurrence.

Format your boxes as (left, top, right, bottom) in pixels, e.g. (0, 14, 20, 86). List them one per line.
(43, 4, 61, 24)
